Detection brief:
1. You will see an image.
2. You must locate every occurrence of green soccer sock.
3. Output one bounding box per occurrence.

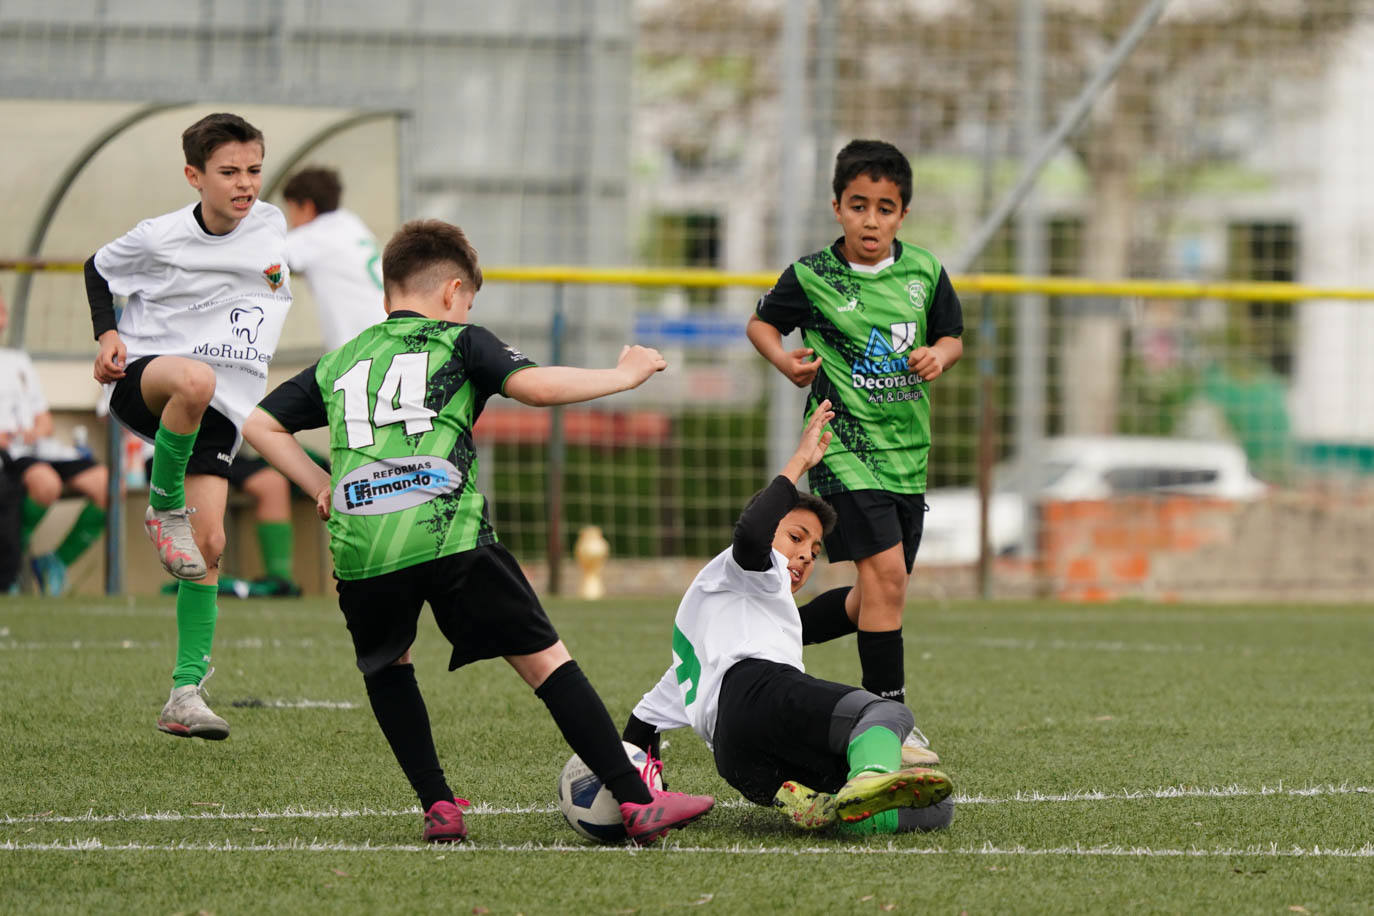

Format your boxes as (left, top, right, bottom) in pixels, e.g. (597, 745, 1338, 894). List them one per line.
(172, 580, 218, 687)
(19, 496, 47, 553)
(149, 423, 199, 511)
(257, 521, 294, 580)
(55, 503, 107, 566)
(839, 725, 905, 836)
(836, 809, 899, 835)
(846, 725, 902, 779)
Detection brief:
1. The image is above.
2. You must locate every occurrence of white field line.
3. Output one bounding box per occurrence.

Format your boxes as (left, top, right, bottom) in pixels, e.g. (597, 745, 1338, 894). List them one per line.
(4, 783, 1368, 826)
(0, 638, 339, 651)
(2, 839, 1372, 858)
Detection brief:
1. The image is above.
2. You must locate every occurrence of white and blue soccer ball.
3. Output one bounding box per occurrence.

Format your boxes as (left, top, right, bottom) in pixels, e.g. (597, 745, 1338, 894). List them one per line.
(557, 740, 661, 843)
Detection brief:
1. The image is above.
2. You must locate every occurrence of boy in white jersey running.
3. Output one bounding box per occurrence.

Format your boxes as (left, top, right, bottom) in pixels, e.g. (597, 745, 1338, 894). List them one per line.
(282, 166, 386, 350)
(623, 403, 954, 834)
(86, 112, 293, 740)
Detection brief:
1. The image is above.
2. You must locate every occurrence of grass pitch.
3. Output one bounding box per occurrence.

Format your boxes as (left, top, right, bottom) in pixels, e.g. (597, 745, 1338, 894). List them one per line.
(1, 592, 1371, 914)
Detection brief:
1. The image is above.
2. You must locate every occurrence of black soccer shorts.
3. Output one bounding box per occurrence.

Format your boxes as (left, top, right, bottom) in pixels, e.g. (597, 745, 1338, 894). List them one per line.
(335, 543, 560, 676)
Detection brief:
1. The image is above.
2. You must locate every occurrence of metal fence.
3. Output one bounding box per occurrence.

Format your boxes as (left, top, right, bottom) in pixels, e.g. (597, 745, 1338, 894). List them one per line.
(4, 0, 1374, 600)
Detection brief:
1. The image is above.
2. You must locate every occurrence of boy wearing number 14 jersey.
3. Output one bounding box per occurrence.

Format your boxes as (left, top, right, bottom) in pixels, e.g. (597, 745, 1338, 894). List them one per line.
(244, 219, 714, 845)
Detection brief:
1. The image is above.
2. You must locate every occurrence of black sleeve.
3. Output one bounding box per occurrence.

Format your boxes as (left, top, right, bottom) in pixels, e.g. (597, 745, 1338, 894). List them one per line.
(458, 325, 539, 397)
(731, 475, 800, 572)
(85, 255, 117, 340)
(753, 265, 810, 335)
(926, 267, 964, 344)
(256, 364, 327, 433)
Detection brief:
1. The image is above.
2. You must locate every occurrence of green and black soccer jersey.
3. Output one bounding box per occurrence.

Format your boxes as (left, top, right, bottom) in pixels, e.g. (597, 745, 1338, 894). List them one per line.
(755, 239, 963, 496)
(257, 311, 536, 580)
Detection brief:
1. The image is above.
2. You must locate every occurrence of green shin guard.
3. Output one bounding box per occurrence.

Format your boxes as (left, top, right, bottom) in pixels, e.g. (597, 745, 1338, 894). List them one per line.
(149, 424, 199, 511)
(257, 521, 294, 580)
(55, 503, 107, 566)
(172, 580, 218, 687)
(20, 496, 47, 553)
(846, 725, 902, 779)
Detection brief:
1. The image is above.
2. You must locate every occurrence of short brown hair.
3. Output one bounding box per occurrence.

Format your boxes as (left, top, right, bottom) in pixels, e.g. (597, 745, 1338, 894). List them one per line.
(381, 219, 484, 299)
(182, 113, 265, 171)
(795, 492, 838, 535)
(282, 167, 342, 213)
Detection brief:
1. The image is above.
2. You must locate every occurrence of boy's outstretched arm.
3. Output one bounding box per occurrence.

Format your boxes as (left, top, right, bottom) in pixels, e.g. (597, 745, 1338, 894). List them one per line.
(503, 345, 666, 407)
(779, 400, 834, 483)
(243, 408, 333, 520)
(907, 335, 963, 382)
(746, 315, 818, 388)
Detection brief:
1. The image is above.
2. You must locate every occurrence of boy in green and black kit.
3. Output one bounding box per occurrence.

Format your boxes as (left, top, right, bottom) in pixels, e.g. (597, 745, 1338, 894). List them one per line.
(747, 139, 964, 765)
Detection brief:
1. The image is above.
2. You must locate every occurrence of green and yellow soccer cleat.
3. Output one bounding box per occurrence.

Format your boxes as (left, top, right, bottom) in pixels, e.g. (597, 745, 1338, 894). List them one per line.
(772, 780, 839, 830)
(833, 766, 952, 824)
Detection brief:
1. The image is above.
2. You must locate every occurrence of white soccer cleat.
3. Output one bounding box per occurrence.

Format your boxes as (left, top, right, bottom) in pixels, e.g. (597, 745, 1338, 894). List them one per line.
(157, 681, 229, 740)
(900, 725, 941, 767)
(145, 505, 208, 580)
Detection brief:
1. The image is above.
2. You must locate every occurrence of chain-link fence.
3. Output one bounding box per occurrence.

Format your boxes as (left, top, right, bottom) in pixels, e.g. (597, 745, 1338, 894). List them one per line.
(3, 0, 1372, 599)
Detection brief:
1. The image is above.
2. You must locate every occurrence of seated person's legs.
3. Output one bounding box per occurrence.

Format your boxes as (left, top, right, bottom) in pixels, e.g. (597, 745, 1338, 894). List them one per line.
(234, 458, 300, 596)
(28, 461, 108, 596)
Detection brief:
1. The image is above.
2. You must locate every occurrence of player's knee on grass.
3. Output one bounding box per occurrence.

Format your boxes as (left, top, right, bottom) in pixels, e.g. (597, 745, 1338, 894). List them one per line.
(897, 797, 954, 832)
(829, 689, 913, 754)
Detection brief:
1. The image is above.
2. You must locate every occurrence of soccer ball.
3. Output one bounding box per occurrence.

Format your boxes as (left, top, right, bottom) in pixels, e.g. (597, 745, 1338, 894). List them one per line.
(557, 741, 661, 843)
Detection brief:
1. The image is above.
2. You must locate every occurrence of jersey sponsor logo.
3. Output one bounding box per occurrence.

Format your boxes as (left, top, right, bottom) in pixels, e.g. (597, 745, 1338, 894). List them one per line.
(504, 345, 527, 363)
(850, 324, 924, 397)
(262, 262, 285, 291)
(334, 456, 462, 516)
(907, 279, 927, 311)
(230, 306, 266, 344)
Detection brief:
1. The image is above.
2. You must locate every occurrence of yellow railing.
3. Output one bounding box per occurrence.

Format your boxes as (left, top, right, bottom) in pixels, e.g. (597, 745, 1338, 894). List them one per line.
(6, 258, 1374, 301)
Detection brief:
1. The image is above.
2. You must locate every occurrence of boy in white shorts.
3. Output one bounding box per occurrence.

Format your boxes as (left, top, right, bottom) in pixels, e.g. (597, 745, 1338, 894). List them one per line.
(86, 112, 293, 740)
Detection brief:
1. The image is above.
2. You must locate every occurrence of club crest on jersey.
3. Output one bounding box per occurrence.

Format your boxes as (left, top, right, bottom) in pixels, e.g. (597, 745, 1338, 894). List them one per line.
(334, 456, 462, 516)
(262, 262, 285, 291)
(907, 279, 927, 311)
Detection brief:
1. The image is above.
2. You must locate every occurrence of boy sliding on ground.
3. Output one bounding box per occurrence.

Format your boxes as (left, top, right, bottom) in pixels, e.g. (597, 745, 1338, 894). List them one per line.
(623, 403, 954, 835)
(87, 112, 293, 739)
(747, 139, 964, 766)
(244, 219, 714, 845)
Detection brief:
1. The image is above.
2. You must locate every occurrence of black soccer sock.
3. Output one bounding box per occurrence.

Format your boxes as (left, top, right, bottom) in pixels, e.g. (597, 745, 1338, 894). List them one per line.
(363, 664, 454, 812)
(798, 586, 856, 645)
(536, 660, 653, 805)
(857, 628, 906, 704)
(621, 712, 662, 761)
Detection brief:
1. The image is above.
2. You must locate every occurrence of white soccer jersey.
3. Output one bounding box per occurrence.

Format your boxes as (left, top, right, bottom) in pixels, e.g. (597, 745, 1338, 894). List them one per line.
(285, 209, 385, 350)
(632, 546, 804, 750)
(95, 201, 292, 433)
(0, 347, 47, 435)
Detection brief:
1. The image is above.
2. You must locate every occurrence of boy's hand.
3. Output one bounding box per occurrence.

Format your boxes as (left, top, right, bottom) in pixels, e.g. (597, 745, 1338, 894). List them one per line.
(907, 346, 946, 382)
(314, 485, 332, 521)
(792, 399, 834, 472)
(780, 348, 820, 387)
(617, 344, 668, 388)
(94, 331, 126, 382)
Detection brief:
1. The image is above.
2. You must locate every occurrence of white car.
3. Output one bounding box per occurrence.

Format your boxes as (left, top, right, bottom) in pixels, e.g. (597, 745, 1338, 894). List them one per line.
(919, 436, 1268, 564)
